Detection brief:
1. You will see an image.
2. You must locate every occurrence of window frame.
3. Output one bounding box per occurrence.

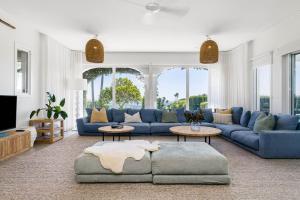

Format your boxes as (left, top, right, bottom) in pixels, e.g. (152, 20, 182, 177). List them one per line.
(15, 43, 31, 96)
(290, 52, 300, 116)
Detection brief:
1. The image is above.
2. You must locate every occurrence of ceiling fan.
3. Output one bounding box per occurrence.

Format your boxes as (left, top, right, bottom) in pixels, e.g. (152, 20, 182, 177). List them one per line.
(124, 0, 190, 23)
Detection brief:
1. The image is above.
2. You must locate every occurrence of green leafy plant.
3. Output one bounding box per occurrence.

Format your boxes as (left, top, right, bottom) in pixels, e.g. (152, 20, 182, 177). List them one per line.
(184, 110, 204, 123)
(30, 92, 68, 120)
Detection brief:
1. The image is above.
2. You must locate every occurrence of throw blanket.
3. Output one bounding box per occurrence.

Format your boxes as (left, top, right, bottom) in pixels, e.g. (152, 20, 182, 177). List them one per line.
(24, 126, 37, 147)
(84, 140, 160, 173)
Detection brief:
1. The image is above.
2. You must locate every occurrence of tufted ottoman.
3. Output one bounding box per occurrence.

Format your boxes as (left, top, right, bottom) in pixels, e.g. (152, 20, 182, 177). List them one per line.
(151, 142, 230, 184)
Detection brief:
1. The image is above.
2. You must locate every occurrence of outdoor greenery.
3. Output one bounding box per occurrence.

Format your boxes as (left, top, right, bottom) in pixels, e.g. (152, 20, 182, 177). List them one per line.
(30, 92, 68, 119)
(97, 78, 142, 109)
(157, 94, 208, 110)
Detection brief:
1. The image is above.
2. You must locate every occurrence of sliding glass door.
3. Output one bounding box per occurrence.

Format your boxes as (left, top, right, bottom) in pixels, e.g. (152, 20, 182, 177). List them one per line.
(291, 53, 300, 116)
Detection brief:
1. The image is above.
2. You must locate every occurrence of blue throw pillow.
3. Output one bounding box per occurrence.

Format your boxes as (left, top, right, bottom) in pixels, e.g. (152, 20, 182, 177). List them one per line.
(240, 111, 251, 127)
(154, 110, 163, 122)
(112, 108, 125, 123)
(275, 114, 299, 130)
(247, 111, 264, 130)
(201, 108, 214, 123)
(140, 109, 156, 123)
(231, 107, 243, 124)
(176, 108, 186, 123)
(297, 123, 300, 130)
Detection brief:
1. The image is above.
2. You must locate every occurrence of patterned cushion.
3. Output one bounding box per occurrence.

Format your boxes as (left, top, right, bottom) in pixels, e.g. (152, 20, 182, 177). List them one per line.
(213, 113, 233, 124)
(124, 112, 142, 123)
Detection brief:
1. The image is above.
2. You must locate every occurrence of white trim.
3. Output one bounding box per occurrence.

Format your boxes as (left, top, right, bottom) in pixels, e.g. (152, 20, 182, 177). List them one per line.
(14, 42, 32, 96)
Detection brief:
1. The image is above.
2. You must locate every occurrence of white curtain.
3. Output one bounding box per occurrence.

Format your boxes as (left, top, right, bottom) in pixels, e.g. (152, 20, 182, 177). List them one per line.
(208, 53, 229, 109)
(41, 34, 73, 130)
(226, 43, 251, 109)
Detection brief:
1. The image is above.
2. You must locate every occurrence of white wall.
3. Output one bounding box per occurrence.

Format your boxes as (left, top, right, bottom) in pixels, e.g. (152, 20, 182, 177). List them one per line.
(0, 9, 42, 127)
(250, 12, 300, 114)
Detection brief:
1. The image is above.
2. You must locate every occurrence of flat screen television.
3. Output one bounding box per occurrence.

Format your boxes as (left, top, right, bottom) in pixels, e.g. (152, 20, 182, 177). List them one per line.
(0, 95, 17, 132)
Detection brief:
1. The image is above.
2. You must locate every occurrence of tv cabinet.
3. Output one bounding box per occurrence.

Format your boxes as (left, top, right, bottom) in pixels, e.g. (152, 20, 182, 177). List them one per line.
(0, 130, 31, 161)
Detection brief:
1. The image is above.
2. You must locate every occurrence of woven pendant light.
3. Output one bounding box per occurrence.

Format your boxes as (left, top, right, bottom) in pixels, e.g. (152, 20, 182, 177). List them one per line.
(85, 38, 104, 63)
(200, 37, 219, 64)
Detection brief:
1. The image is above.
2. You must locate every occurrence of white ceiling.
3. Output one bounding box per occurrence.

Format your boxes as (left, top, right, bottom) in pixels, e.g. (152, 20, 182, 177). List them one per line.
(0, 0, 299, 52)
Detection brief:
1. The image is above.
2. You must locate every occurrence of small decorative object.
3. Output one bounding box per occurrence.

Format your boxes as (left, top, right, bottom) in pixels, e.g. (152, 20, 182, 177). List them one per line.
(200, 36, 219, 64)
(184, 110, 205, 131)
(111, 124, 124, 129)
(30, 92, 68, 120)
(85, 36, 104, 63)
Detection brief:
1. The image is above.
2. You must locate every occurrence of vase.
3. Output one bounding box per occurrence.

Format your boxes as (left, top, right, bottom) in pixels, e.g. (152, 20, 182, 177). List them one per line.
(190, 122, 201, 131)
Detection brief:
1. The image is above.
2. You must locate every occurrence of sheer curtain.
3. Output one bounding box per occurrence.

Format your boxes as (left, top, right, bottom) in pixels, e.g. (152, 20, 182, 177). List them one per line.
(208, 53, 229, 110)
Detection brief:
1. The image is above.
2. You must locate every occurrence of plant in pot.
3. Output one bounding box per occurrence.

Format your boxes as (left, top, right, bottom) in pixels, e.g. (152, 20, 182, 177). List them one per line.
(184, 110, 204, 131)
(30, 92, 68, 120)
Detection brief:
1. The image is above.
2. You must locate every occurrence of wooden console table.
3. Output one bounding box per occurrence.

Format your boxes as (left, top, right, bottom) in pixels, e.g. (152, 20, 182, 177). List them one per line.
(29, 118, 64, 144)
(0, 130, 31, 161)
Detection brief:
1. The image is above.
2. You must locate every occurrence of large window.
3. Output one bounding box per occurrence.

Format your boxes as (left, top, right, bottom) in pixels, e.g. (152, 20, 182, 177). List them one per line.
(291, 53, 300, 117)
(256, 65, 271, 112)
(83, 67, 144, 110)
(189, 68, 208, 110)
(156, 67, 208, 110)
(157, 68, 186, 110)
(115, 68, 144, 109)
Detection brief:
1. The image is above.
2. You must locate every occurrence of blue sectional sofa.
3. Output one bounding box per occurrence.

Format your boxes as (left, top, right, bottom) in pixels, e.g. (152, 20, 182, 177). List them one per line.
(76, 107, 300, 158)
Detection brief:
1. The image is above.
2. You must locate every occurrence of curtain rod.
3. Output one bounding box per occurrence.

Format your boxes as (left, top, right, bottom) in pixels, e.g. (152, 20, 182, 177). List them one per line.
(0, 18, 16, 29)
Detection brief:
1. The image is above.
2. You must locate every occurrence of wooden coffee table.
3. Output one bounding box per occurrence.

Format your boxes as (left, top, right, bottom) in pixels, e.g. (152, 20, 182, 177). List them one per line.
(169, 126, 221, 144)
(98, 126, 135, 141)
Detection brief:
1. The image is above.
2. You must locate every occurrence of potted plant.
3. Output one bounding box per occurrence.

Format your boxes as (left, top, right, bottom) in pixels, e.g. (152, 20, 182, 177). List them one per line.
(184, 110, 204, 131)
(30, 92, 68, 120)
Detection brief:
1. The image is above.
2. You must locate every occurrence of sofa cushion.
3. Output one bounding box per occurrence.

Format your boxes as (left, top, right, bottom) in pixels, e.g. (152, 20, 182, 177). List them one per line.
(151, 123, 181, 133)
(124, 112, 142, 123)
(90, 108, 109, 123)
(111, 109, 125, 123)
(121, 122, 150, 134)
(162, 111, 178, 123)
(75, 142, 151, 174)
(84, 122, 118, 133)
(231, 131, 259, 150)
(154, 110, 163, 122)
(140, 109, 156, 123)
(240, 111, 251, 127)
(151, 142, 229, 175)
(231, 107, 243, 124)
(86, 108, 113, 122)
(215, 124, 250, 138)
(213, 113, 233, 125)
(202, 108, 214, 123)
(176, 108, 186, 123)
(253, 114, 275, 132)
(247, 111, 264, 130)
(275, 114, 299, 130)
(297, 123, 300, 130)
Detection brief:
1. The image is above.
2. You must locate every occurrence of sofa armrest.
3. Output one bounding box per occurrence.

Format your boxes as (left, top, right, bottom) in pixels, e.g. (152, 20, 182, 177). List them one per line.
(76, 117, 88, 135)
(259, 130, 300, 158)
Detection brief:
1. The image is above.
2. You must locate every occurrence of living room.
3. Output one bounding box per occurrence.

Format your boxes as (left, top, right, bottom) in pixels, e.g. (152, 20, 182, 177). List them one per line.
(0, 0, 300, 199)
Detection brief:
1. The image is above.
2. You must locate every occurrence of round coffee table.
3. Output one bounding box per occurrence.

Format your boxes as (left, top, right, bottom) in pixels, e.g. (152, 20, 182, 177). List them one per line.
(169, 126, 221, 144)
(98, 126, 135, 141)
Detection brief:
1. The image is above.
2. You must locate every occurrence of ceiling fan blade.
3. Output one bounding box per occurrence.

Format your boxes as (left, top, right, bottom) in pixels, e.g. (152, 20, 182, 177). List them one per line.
(160, 6, 190, 17)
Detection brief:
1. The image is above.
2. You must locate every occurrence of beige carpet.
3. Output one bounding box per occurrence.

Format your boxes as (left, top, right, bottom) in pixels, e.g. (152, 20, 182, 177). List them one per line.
(1, 134, 300, 200)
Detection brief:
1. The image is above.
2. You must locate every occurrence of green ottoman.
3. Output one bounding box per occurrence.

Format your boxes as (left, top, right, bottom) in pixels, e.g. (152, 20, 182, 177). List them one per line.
(151, 142, 230, 184)
(74, 142, 152, 183)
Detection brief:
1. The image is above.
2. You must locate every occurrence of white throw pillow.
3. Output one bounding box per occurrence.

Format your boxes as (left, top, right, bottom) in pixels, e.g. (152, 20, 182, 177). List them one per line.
(124, 112, 142, 123)
(213, 113, 233, 124)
